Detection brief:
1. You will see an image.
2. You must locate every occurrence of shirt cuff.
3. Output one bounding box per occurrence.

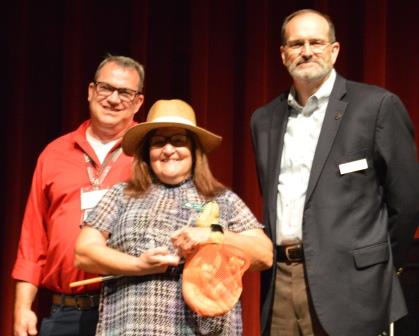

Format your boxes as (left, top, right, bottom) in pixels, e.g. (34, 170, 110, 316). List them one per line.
(11, 259, 43, 286)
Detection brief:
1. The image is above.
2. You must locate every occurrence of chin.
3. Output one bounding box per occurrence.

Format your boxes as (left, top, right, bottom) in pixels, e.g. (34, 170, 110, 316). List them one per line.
(161, 177, 183, 185)
(293, 68, 330, 82)
(160, 172, 190, 184)
(97, 115, 119, 125)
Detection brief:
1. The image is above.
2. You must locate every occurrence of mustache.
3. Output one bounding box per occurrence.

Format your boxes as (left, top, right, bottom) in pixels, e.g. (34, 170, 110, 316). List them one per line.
(296, 56, 317, 66)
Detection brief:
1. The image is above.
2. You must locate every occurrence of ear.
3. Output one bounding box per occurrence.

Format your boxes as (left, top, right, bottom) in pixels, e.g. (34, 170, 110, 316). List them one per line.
(87, 82, 95, 102)
(133, 94, 145, 114)
(280, 46, 286, 65)
(330, 42, 340, 65)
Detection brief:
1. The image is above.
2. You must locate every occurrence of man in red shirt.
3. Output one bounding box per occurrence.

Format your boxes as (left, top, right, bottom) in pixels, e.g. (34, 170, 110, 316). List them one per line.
(12, 55, 145, 336)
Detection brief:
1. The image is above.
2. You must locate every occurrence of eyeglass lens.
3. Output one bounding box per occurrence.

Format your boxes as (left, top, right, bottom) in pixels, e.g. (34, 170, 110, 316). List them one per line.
(150, 134, 190, 148)
(95, 82, 138, 102)
(286, 39, 330, 52)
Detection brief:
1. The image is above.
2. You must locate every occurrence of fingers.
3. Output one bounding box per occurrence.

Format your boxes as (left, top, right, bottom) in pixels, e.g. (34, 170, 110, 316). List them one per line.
(14, 309, 38, 336)
(138, 246, 181, 276)
(143, 246, 180, 266)
(171, 230, 192, 254)
(171, 228, 210, 257)
(28, 326, 38, 336)
(155, 254, 180, 265)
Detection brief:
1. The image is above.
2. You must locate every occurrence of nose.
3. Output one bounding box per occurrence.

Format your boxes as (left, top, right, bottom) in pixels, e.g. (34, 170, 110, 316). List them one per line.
(162, 142, 176, 155)
(107, 90, 122, 104)
(301, 42, 314, 56)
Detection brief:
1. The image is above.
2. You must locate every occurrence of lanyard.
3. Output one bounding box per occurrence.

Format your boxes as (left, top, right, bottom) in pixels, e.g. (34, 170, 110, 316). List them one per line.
(83, 147, 123, 189)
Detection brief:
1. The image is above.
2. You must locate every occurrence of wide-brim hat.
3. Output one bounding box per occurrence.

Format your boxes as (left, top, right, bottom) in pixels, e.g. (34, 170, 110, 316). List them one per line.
(122, 99, 222, 156)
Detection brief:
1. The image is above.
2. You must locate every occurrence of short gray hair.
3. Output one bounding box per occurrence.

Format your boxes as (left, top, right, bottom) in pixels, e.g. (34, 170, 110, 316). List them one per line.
(94, 54, 145, 92)
(281, 9, 336, 45)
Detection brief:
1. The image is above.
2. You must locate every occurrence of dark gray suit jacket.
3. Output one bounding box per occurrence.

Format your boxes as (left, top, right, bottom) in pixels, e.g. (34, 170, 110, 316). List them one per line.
(251, 74, 419, 336)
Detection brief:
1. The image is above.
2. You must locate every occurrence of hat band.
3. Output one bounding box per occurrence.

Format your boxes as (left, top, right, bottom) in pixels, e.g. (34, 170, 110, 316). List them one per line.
(151, 116, 196, 127)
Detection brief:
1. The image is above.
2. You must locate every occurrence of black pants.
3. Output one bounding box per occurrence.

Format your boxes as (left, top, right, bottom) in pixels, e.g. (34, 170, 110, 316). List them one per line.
(39, 305, 98, 336)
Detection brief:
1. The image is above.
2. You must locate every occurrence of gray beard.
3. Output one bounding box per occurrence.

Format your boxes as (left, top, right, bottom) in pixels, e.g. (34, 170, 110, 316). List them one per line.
(290, 66, 331, 83)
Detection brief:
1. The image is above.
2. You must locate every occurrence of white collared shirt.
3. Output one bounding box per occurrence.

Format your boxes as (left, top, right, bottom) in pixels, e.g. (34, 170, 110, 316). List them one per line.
(276, 69, 337, 245)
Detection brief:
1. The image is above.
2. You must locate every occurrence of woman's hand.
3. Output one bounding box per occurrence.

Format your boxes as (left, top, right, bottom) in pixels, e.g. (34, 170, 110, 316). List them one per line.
(170, 227, 212, 257)
(75, 226, 181, 276)
(138, 246, 181, 275)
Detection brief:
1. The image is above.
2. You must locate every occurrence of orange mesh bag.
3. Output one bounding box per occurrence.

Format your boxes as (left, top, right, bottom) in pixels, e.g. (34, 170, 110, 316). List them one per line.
(182, 243, 250, 317)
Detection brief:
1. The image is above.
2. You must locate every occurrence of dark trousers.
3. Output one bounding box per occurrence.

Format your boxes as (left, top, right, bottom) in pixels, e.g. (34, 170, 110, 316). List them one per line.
(39, 305, 98, 336)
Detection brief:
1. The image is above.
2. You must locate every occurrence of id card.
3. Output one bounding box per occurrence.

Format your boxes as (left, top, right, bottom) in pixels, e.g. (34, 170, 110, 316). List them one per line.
(81, 187, 109, 221)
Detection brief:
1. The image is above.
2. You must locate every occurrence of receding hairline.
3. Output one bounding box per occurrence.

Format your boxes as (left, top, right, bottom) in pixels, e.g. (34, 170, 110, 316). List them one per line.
(281, 9, 336, 45)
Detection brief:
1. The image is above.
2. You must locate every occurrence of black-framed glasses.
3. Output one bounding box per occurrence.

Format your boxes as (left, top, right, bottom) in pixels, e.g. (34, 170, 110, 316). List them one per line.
(149, 134, 190, 148)
(94, 81, 140, 103)
(284, 39, 333, 53)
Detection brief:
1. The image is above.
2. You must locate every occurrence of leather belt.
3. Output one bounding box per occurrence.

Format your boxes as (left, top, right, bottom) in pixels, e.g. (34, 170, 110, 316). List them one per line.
(276, 244, 304, 262)
(52, 293, 100, 310)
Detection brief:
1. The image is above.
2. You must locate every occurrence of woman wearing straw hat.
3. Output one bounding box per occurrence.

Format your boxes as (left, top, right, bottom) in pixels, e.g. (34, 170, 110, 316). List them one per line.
(75, 99, 273, 335)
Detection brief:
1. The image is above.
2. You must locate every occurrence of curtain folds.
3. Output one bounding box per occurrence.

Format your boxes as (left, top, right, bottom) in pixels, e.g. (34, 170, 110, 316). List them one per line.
(2, 1, 418, 334)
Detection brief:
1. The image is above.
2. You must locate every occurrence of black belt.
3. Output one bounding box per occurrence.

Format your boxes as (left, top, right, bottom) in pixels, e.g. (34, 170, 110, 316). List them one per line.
(52, 293, 99, 310)
(276, 244, 304, 262)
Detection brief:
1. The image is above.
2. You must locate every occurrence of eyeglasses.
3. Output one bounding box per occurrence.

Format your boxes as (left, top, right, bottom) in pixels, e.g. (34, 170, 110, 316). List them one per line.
(284, 39, 333, 53)
(149, 134, 191, 148)
(94, 81, 140, 103)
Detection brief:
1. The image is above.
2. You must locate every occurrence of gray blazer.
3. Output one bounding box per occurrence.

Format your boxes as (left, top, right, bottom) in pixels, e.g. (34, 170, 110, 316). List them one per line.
(251, 74, 419, 336)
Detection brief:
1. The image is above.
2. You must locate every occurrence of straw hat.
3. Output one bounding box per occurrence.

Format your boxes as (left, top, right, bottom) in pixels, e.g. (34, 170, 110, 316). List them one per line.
(122, 99, 222, 156)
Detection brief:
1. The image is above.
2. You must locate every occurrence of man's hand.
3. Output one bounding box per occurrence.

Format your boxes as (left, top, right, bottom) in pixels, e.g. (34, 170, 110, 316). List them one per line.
(14, 282, 39, 336)
(14, 307, 38, 336)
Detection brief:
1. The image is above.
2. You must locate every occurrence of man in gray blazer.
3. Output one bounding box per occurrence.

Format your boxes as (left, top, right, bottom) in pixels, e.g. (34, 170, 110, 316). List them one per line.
(251, 9, 419, 336)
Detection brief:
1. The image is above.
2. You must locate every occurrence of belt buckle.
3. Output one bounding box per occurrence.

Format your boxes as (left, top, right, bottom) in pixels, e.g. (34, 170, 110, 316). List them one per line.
(88, 295, 96, 308)
(285, 244, 301, 262)
(74, 295, 82, 310)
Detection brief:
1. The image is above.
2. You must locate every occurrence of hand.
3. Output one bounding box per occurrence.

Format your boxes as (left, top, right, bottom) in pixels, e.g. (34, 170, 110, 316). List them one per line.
(14, 307, 38, 336)
(171, 227, 211, 257)
(138, 246, 180, 275)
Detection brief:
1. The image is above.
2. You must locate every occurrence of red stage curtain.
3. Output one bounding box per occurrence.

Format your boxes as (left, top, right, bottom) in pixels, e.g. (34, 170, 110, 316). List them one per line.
(2, 1, 418, 334)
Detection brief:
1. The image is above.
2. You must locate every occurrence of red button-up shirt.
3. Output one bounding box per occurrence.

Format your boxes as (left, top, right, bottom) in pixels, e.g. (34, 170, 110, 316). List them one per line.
(12, 120, 134, 294)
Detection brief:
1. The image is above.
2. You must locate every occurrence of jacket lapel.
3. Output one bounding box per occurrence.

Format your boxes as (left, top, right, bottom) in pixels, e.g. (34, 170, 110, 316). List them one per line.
(267, 96, 289, 239)
(305, 75, 347, 203)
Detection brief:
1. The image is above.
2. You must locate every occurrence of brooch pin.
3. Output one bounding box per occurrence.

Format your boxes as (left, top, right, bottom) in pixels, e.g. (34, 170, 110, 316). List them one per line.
(182, 201, 206, 212)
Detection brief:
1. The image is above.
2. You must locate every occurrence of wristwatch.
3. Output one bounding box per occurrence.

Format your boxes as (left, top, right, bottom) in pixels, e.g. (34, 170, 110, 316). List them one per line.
(210, 223, 224, 243)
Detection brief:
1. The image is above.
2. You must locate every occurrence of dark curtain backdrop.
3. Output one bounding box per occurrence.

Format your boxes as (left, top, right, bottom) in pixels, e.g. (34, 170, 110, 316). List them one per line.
(2, 0, 418, 335)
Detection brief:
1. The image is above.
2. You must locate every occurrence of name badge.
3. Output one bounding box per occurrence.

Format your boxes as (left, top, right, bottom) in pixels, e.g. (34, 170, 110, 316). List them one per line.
(81, 188, 109, 210)
(339, 158, 368, 175)
(81, 188, 109, 222)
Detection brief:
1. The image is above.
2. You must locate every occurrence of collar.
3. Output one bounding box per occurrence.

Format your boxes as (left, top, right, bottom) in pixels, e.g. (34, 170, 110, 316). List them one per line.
(155, 176, 193, 189)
